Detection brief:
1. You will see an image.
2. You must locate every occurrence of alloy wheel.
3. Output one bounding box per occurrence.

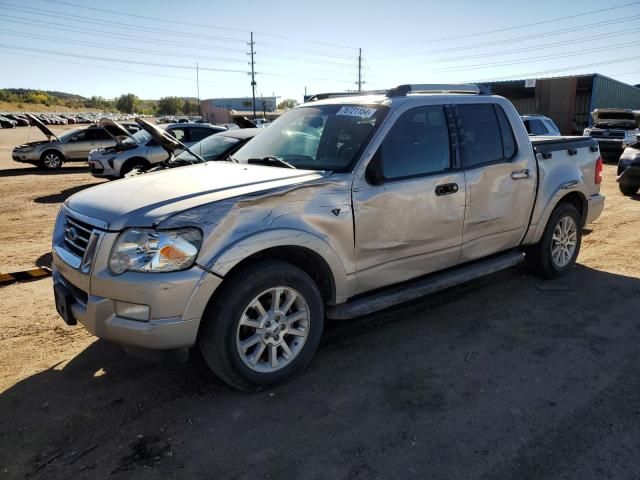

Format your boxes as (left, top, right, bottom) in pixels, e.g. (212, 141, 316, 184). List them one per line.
(550, 215, 577, 268)
(235, 286, 310, 373)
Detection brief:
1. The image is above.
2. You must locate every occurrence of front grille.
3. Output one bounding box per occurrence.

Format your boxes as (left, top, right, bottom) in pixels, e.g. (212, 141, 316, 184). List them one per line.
(64, 216, 94, 258)
(589, 130, 625, 139)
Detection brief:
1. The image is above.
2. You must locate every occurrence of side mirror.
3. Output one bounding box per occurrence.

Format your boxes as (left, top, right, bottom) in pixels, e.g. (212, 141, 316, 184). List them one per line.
(365, 150, 384, 186)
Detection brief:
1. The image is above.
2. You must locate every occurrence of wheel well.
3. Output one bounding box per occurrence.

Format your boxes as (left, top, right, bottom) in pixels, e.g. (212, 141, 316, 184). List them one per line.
(557, 192, 587, 227)
(40, 149, 65, 161)
(124, 157, 150, 168)
(221, 246, 336, 304)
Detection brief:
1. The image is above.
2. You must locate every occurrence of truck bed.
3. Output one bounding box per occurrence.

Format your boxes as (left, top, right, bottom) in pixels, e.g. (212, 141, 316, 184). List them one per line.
(531, 136, 599, 156)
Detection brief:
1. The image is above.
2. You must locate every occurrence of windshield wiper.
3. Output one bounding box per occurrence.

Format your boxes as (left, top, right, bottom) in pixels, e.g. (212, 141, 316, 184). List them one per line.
(247, 155, 296, 169)
(226, 155, 239, 163)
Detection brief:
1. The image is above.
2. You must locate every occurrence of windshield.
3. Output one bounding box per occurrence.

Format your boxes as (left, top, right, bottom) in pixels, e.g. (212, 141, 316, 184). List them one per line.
(233, 104, 388, 171)
(125, 129, 152, 146)
(175, 134, 240, 163)
(58, 129, 79, 142)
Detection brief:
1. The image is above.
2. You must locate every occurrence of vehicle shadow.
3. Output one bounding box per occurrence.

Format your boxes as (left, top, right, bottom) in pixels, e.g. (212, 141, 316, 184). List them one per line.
(1, 265, 639, 479)
(35, 252, 53, 269)
(34, 183, 103, 204)
(0, 166, 89, 178)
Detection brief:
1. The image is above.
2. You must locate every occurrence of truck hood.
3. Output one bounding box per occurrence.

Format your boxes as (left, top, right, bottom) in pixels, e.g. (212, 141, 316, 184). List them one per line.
(65, 162, 325, 230)
(26, 113, 59, 141)
(591, 109, 639, 128)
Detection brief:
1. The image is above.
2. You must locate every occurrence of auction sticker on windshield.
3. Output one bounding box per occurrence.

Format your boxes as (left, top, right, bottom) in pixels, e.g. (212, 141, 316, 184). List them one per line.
(336, 106, 377, 118)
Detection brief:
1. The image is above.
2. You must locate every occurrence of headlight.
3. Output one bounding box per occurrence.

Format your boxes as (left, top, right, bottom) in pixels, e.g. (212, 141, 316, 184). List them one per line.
(109, 228, 202, 275)
(16, 146, 35, 152)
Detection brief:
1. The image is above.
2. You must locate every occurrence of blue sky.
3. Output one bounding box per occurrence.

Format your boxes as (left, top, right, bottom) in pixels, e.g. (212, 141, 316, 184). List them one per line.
(0, 0, 638, 102)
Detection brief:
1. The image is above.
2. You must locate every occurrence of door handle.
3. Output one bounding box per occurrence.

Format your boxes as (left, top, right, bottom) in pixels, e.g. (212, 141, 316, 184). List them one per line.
(511, 169, 530, 180)
(435, 183, 459, 196)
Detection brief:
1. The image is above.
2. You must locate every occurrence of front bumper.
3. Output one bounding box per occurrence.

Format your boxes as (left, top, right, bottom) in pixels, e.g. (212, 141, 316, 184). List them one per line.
(12, 151, 40, 163)
(586, 193, 605, 225)
(51, 210, 223, 350)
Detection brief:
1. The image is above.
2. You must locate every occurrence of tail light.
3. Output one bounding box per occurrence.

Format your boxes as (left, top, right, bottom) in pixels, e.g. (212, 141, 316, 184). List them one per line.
(595, 156, 603, 185)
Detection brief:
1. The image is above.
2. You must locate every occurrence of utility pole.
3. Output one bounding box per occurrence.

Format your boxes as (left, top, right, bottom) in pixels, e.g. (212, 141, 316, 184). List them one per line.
(196, 62, 201, 119)
(357, 48, 362, 92)
(248, 32, 257, 119)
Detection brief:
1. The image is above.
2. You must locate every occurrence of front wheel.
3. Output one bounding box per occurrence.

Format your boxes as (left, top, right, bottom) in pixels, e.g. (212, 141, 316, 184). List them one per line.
(619, 184, 639, 196)
(527, 202, 582, 278)
(40, 151, 63, 170)
(199, 260, 324, 390)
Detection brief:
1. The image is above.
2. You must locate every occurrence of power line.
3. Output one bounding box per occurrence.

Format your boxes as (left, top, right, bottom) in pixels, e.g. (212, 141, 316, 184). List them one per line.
(0, 3, 248, 45)
(442, 42, 635, 72)
(1, 29, 248, 64)
(0, 15, 247, 53)
(425, 1, 640, 42)
(429, 28, 638, 63)
(468, 56, 640, 82)
(0, 44, 249, 74)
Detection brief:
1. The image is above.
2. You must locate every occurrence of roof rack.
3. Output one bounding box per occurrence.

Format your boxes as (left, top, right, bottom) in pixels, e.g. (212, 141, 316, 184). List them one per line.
(305, 90, 387, 102)
(386, 84, 488, 97)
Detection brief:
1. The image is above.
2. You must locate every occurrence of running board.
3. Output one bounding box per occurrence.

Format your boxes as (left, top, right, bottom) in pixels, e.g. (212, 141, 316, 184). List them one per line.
(326, 250, 526, 320)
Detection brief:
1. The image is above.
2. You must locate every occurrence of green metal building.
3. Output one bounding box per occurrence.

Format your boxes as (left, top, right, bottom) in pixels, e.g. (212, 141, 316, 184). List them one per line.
(481, 74, 640, 135)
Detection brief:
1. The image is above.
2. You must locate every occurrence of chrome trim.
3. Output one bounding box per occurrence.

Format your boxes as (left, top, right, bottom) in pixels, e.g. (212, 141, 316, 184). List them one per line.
(54, 245, 81, 269)
(62, 205, 109, 230)
(66, 217, 93, 234)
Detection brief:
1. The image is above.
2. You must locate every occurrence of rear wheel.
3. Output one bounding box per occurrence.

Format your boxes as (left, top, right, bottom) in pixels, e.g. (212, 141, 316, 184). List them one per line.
(527, 202, 582, 278)
(40, 151, 63, 170)
(198, 260, 324, 390)
(619, 184, 639, 196)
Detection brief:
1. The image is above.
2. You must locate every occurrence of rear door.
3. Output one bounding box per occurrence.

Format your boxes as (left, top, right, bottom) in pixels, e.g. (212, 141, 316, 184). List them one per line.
(456, 103, 537, 262)
(353, 104, 466, 292)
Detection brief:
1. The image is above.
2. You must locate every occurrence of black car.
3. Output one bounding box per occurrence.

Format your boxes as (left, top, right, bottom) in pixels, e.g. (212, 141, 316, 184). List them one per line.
(0, 115, 17, 128)
(617, 141, 640, 196)
(4, 114, 29, 126)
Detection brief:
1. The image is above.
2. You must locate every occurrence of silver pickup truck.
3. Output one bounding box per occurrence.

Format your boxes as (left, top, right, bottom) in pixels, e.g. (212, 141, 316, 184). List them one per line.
(52, 84, 605, 390)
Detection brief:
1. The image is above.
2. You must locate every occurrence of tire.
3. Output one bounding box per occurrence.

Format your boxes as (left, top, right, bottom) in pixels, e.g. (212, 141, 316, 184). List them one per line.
(619, 184, 639, 196)
(199, 260, 325, 390)
(120, 159, 148, 178)
(526, 202, 582, 279)
(40, 151, 64, 170)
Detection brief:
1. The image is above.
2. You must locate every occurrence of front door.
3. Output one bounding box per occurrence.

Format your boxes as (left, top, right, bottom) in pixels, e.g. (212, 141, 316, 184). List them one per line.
(353, 105, 466, 293)
(454, 103, 537, 262)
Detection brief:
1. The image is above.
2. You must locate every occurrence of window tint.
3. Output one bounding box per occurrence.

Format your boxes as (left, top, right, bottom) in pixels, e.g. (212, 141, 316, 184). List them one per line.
(93, 128, 113, 141)
(189, 128, 216, 142)
(524, 119, 547, 136)
(169, 128, 186, 141)
(380, 105, 450, 180)
(495, 106, 517, 159)
(457, 104, 504, 167)
(71, 131, 87, 141)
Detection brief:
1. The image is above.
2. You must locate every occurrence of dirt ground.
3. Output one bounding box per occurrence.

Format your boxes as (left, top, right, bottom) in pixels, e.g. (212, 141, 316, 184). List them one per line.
(0, 125, 639, 479)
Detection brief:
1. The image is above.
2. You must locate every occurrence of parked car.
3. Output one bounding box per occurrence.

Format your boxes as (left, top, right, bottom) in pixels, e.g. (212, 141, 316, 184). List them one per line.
(11, 114, 138, 170)
(617, 141, 640, 196)
(0, 115, 17, 128)
(88, 121, 226, 179)
(521, 114, 561, 136)
(51, 84, 604, 390)
(133, 127, 262, 176)
(583, 109, 640, 161)
(3, 114, 30, 126)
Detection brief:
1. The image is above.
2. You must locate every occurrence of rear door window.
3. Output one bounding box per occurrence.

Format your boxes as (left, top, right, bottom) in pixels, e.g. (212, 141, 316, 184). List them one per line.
(457, 104, 507, 168)
(379, 105, 451, 180)
(169, 128, 187, 142)
(189, 127, 216, 142)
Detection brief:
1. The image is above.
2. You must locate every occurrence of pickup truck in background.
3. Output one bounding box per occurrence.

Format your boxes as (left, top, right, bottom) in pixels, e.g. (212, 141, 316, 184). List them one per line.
(521, 114, 561, 136)
(584, 108, 640, 161)
(51, 84, 605, 390)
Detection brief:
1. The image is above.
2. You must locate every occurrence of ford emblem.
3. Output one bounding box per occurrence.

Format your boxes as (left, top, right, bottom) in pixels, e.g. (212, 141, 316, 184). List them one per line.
(66, 226, 79, 242)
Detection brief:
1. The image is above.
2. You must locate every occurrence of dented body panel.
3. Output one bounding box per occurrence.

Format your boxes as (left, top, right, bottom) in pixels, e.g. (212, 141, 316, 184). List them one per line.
(51, 91, 605, 351)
